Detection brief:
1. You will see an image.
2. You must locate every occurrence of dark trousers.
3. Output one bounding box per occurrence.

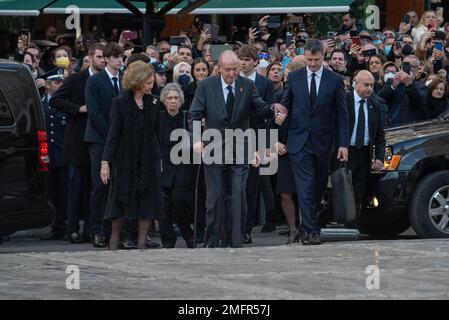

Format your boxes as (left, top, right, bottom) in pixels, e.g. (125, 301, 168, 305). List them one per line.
(290, 138, 330, 235)
(194, 165, 207, 236)
(48, 166, 68, 234)
(88, 143, 111, 237)
(66, 165, 90, 234)
(160, 186, 194, 243)
(245, 167, 276, 233)
(204, 165, 249, 247)
(347, 146, 370, 214)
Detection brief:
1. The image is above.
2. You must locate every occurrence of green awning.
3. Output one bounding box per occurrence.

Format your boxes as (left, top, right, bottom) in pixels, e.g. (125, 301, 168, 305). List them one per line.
(0, 0, 50, 16)
(0, 0, 354, 16)
(43, 0, 354, 15)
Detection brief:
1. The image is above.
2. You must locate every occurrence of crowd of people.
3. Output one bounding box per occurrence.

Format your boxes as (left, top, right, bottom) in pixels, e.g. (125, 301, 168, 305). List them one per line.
(3, 8, 449, 249)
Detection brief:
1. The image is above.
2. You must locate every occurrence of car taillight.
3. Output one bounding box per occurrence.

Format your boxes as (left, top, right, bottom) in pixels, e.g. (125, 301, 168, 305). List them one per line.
(383, 146, 401, 171)
(38, 130, 49, 172)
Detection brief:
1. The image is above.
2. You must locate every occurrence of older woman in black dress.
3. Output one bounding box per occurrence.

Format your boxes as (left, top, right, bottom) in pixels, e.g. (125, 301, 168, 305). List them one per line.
(100, 61, 162, 250)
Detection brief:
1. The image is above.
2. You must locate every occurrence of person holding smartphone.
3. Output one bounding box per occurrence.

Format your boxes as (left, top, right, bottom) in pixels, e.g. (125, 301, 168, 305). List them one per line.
(412, 10, 438, 46)
(378, 55, 427, 126)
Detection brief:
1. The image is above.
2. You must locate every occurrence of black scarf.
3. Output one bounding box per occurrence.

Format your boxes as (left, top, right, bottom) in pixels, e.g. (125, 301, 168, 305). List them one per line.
(116, 91, 154, 205)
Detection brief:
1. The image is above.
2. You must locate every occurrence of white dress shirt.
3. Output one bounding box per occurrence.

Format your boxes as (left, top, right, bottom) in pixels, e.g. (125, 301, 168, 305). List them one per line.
(105, 67, 120, 91)
(350, 90, 370, 146)
(306, 66, 323, 95)
(221, 77, 235, 104)
(241, 71, 257, 82)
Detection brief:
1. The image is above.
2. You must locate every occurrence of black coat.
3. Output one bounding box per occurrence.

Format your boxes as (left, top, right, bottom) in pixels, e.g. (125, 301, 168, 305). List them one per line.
(378, 82, 427, 126)
(49, 68, 90, 167)
(347, 91, 386, 161)
(159, 110, 196, 188)
(42, 93, 67, 169)
(84, 70, 122, 144)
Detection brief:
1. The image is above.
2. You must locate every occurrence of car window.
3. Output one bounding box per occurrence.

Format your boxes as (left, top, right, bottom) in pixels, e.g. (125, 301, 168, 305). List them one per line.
(0, 89, 14, 127)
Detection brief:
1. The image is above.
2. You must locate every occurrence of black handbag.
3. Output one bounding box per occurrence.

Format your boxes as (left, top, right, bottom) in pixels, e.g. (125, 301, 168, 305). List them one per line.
(331, 163, 356, 223)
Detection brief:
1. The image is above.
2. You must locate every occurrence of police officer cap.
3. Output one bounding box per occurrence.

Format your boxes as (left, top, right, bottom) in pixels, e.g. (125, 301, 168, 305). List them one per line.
(41, 68, 65, 81)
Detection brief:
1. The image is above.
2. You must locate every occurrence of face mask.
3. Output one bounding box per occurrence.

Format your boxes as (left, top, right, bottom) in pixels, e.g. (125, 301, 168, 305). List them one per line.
(55, 56, 70, 69)
(163, 60, 169, 68)
(373, 39, 382, 46)
(150, 58, 158, 64)
(384, 45, 392, 56)
(296, 47, 304, 55)
(178, 74, 191, 86)
(259, 59, 269, 69)
(384, 72, 395, 83)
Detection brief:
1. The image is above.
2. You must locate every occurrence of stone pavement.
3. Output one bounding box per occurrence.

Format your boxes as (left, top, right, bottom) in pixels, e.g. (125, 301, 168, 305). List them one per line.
(1, 228, 448, 300)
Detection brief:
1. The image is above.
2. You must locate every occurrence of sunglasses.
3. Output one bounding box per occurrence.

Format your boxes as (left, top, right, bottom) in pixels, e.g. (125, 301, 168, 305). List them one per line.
(259, 53, 270, 60)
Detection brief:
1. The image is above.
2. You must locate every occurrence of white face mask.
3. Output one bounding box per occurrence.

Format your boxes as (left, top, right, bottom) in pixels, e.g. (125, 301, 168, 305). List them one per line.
(384, 72, 395, 83)
(150, 57, 157, 64)
(259, 59, 270, 68)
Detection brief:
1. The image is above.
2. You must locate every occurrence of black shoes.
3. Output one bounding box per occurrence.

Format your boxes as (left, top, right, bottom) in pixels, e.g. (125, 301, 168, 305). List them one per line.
(121, 239, 137, 250)
(242, 233, 252, 244)
(40, 231, 65, 240)
(92, 234, 108, 248)
(145, 235, 161, 249)
(301, 233, 322, 245)
(68, 232, 84, 244)
(261, 223, 276, 233)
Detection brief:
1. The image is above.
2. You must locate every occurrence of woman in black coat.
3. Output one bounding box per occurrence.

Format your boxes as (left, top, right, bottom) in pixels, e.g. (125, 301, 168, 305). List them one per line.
(100, 61, 162, 250)
(182, 57, 210, 110)
(424, 77, 449, 119)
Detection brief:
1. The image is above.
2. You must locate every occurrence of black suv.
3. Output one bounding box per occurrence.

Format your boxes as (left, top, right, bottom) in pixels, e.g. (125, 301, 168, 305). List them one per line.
(0, 59, 54, 238)
(359, 111, 449, 238)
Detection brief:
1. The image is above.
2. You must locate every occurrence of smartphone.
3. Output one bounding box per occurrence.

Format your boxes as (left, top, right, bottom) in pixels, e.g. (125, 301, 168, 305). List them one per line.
(327, 31, 335, 39)
(349, 31, 358, 38)
(402, 61, 411, 74)
(402, 15, 410, 24)
(19, 29, 30, 47)
(268, 46, 279, 58)
(170, 36, 185, 46)
(285, 32, 293, 45)
(433, 59, 443, 73)
(170, 45, 178, 55)
(435, 41, 444, 52)
(211, 44, 233, 62)
(352, 36, 361, 47)
(268, 15, 281, 29)
(363, 49, 377, 57)
(122, 31, 138, 41)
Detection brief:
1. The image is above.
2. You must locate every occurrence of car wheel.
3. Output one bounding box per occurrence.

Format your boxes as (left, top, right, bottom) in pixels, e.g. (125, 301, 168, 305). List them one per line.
(358, 218, 410, 238)
(409, 170, 449, 238)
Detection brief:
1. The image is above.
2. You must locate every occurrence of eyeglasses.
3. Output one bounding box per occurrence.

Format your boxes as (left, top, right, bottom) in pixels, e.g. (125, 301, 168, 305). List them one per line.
(259, 53, 270, 60)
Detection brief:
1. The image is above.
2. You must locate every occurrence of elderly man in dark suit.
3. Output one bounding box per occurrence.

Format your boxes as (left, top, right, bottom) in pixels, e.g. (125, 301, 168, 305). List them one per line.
(190, 50, 287, 248)
(347, 70, 385, 226)
(85, 42, 124, 248)
(49, 43, 105, 243)
(281, 39, 349, 245)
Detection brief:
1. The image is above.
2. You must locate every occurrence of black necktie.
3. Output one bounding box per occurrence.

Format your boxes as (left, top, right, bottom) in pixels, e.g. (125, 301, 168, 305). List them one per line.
(112, 77, 119, 96)
(226, 85, 234, 119)
(309, 73, 317, 107)
(355, 100, 366, 148)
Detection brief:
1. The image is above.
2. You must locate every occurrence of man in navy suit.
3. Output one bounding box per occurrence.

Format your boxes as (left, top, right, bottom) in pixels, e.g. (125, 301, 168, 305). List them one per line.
(281, 39, 349, 245)
(85, 42, 124, 247)
(238, 45, 277, 243)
